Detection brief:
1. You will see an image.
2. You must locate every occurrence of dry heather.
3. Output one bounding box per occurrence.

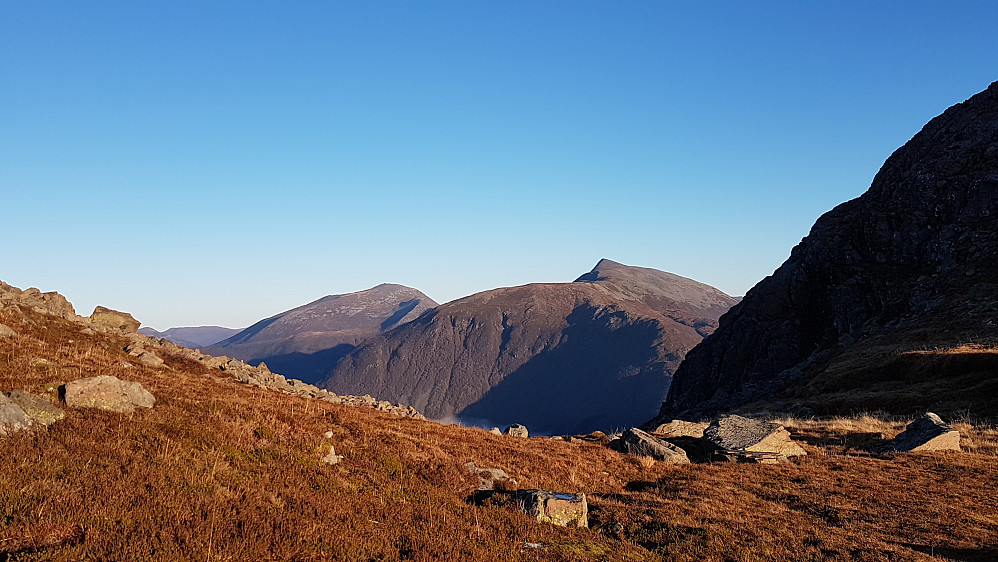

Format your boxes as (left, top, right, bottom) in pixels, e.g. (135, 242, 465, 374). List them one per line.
(1, 305, 997, 561)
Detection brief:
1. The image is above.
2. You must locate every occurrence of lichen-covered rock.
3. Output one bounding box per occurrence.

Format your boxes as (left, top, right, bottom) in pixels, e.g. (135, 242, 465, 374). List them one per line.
(89, 306, 141, 333)
(703, 415, 807, 457)
(609, 428, 691, 464)
(62, 375, 155, 414)
(514, 489, 588, 528)
(0, 394, 32, 436)
(877, 412, 961, 453)
(8, 390, 65, 426)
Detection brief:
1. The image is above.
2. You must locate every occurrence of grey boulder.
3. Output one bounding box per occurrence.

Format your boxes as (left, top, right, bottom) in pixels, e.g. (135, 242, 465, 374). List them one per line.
(609, 427, 691, 464)
(62, 375, 155, 414)
(877, 413, 961, 453)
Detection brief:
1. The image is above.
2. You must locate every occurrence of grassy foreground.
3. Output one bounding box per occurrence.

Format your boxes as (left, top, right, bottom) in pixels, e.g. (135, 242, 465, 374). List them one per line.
(1, 305, 997, 561)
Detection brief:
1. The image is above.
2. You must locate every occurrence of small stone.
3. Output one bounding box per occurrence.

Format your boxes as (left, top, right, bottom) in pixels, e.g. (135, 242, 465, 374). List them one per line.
(0, 323, 16, 338)
(490, 427, 502, 435)
(322, 444, 343, 465)
(323, 431, 334, 439)
(465, 461, 517, 491)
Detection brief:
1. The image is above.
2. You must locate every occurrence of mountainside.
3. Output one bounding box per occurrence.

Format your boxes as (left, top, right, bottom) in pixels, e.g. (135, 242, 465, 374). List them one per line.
(652, 81, 998, 422)
(138, 325, 241, 348)
(207, 284, 437, 384)
(322, 261, 738, 434)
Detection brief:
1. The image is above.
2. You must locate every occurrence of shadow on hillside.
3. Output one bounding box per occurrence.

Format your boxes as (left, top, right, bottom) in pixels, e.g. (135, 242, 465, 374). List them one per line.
(380, 299, 424, 331)
(458, 304, 673, 436)
(250, 344, 355, 385)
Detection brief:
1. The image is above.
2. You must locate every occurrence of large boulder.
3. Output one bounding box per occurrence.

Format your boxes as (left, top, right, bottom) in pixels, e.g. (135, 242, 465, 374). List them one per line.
(877, 413, 961, 453)
(62, 375, 155, 414)
(504, 424, 529, 438)
(0, 394, 32, 436)
(650, 419, 709, 438)
(8, 390, 65, 426)
(513, 489, 588, 528)
(609, 427, 691, 464)
(703, 415, 806, 457)
(89, 306, 141, 333)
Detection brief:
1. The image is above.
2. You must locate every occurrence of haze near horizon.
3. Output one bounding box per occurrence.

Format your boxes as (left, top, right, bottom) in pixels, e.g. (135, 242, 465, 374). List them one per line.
(3, 2, 996, 330)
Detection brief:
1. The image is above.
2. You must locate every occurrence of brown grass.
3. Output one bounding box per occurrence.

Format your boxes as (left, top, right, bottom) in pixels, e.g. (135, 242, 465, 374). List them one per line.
(2, 305, 998, 560)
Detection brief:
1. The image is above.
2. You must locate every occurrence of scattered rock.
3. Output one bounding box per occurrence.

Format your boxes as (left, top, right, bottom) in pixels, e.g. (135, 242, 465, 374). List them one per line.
(465, 461, 517, 491)
(0, 394, 32, 436)
(650, 419, 709, 438)
(608, 428, 691, 464)
(321, 445, 344, 465)
(505, 424, 529, 438)
(88, 306, 140, 333)
(703, 415, 807, 457)
(0, 323, 16, 338)
(8, 390, 64, 426)
(62, 375, 155, 414)
(513, 489, 588, 528)
(490, 427, 502, 435)
(877, 413, 961, 453)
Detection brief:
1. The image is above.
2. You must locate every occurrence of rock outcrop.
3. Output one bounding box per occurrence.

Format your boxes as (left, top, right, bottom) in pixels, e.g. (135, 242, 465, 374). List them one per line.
(62, 375, 156, 414)
(323, 260, 737, 435)
(89, 307, 141, 333)
(208, 284, 437, 384)
(652, 81, 998, 421)
(609, 428, 691, 464)
(877, 413, 962, 453)
(702, 415, 806, 457)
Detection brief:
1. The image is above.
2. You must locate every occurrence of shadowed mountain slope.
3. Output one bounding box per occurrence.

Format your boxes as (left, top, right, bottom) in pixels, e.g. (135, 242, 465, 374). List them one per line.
(138, 326, 240, 349)
(207, 284, 437, 384)
(322, 262, 738, 434)
(651, 81, 998, 423)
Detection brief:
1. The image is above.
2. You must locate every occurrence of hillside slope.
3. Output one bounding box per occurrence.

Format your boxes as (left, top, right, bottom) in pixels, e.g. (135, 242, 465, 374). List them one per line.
(652, 81, 998, 422)
(207, 284, 437, 384)
(2, 281, 997, 560)
(323, 261, 738, 435)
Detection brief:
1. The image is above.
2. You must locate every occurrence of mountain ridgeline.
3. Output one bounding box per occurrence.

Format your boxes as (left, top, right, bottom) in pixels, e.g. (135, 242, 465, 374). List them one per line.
(138, 326, 241, 349)
(650, 81, 998, 423)
(206, 284, 437, 384)
(321, 260, 738, 435)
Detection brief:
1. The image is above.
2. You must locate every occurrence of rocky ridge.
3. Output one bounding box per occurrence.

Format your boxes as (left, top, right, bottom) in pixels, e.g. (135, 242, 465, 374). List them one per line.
(0, 281, 425, 420)
(652, 81, 998, 421)
(208, 283, 437, 384)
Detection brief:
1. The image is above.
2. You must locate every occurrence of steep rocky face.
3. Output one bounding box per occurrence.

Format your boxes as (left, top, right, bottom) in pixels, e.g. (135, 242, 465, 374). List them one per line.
(138, 326, 241, 349)
(322, 262, 738, 435)
(653, 81, 998, 421)
(207, 284, 437, 384)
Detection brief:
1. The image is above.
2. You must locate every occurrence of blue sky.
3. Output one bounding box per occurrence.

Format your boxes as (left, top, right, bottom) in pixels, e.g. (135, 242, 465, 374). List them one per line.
(3, 2, 997, 330)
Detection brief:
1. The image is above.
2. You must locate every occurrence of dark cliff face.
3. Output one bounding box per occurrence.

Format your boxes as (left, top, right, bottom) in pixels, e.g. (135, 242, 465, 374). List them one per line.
(322, 263, 738, 435)
(207, 284, 437, 384)
(654, 81, 998, 421)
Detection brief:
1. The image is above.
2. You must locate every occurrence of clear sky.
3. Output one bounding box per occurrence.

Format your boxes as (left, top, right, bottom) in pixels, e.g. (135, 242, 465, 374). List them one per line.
(3, 2, 997, 330)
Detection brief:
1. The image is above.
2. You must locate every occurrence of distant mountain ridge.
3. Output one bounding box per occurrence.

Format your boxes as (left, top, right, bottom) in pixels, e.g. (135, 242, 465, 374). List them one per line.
(138, 326, 241, 349)
(322, 260, 738, 434)
(206, 284, 437, 384)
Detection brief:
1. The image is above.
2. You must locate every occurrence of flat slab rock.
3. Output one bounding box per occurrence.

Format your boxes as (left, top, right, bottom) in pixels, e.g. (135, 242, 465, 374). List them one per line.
(610, 428, 691, 464)
(877, 413, 961, 453)
(62, 375, 155, 414)
(514, 489, 588, 528)
(650, 419, 709, 438)
(704, 415, 806, 457)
